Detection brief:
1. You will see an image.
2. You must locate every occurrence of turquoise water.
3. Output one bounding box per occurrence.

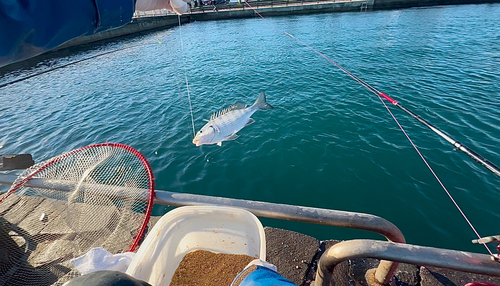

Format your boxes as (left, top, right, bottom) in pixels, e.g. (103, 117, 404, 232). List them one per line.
(1, 4, 499, 253)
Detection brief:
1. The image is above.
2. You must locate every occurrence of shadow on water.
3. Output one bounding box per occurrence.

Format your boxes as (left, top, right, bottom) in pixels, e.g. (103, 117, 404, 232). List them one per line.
(0, 25, 176, 79)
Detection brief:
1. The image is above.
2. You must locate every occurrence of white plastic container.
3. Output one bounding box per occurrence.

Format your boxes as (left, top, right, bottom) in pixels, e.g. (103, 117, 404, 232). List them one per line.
(126, 206, 266, 286)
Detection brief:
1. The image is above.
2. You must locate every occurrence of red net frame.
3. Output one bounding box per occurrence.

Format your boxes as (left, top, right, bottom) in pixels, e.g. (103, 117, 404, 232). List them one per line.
(1, 143, 155, 251)
(0, 143, 155, 285)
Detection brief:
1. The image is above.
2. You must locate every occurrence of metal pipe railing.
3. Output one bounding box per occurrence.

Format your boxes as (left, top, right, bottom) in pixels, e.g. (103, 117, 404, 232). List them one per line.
(0, 173, 404, 283)
(0, 173, 405, 242)
(313, 239, 500, 286)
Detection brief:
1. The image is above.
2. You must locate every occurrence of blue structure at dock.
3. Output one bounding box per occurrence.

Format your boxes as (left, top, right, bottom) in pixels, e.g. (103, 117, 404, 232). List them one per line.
(0, 0, 135, 68)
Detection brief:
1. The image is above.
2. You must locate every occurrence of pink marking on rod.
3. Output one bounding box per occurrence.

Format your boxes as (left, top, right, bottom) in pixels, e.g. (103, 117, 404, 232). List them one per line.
(378, 92, 398, 105)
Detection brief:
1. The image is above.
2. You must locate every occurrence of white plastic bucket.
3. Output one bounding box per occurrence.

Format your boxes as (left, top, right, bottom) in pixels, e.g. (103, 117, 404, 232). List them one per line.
(126, 206, 266, 286)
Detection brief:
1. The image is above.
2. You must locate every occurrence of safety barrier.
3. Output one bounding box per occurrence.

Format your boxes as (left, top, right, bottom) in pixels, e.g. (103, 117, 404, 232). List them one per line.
(313, 239, 500, 285)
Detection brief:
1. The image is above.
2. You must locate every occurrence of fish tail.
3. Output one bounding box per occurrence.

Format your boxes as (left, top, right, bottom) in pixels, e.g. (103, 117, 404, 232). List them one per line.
(253, 92, 274, 110)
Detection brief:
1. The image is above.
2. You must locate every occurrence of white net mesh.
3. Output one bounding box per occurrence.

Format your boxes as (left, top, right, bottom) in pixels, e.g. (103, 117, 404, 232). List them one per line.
(0, 143, 155, 286)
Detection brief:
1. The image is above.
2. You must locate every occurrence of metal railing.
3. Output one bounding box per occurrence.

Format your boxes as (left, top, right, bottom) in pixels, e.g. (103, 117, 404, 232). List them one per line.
(131, 0, 365, 17)
(133, 9, 177, 18)
(313, 239, 500, 286)
(0, 173, 403, 283)
(3, 173, 500, 284)
(189, 0, 355, 13)
(0, 173, 404, 242)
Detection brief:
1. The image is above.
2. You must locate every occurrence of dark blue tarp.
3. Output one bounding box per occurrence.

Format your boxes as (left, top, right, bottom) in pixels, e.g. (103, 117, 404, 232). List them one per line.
(0, 0, 135, 68)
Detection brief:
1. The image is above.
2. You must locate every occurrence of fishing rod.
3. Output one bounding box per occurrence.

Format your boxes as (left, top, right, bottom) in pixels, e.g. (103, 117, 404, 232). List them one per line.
(334, 62, 500, 178)
(308, 40, 500, 177)
(243, 1, 500, 178)
(341, 69, 500, 178)
(297, 39, 500, 177)
(349, 68, 500, 259)
(240, 4, 500, 262)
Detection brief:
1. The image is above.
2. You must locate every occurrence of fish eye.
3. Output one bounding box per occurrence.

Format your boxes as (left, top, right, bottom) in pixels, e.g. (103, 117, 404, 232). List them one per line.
(199, 130, 203, 134)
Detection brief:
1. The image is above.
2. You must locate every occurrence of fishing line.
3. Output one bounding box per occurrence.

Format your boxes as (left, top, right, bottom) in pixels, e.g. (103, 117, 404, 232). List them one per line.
(376, 94, 495, 257)
(243, 0, 500, 178)
(0, 44, 151, 89)
(1, 22, 196, 138)
(243, 1, 496, 256)
(177, 15, 197, 138)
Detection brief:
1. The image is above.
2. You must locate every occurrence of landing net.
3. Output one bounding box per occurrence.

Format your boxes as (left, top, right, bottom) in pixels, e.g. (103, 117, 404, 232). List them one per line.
(0, 143, 155, 285)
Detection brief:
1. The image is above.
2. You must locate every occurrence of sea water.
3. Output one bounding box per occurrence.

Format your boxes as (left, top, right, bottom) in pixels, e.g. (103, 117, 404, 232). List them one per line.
(1, 3, 499, 253)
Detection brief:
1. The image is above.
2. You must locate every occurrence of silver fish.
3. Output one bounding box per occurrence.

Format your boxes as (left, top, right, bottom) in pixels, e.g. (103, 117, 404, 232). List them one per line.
(192, 92, 274, 146)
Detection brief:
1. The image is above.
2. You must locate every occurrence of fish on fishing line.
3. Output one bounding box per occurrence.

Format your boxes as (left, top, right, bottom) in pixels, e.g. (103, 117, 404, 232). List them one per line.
(192, 92, 274, 147)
